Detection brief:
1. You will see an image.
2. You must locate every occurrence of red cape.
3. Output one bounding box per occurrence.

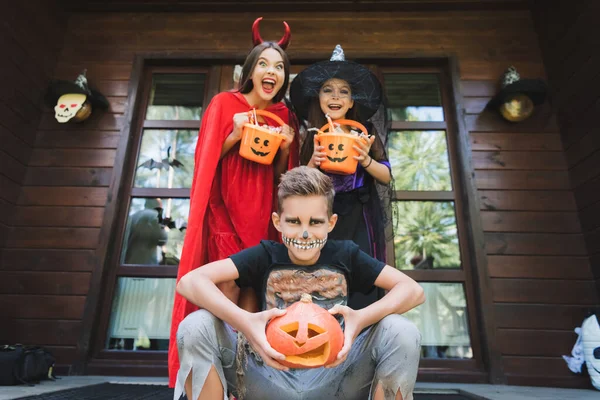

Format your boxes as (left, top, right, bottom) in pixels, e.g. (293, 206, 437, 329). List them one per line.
(168, 91, 298, 386)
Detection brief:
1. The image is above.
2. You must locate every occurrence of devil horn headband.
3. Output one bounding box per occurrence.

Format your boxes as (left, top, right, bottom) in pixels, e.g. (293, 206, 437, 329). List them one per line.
(252, 17, 291, 50)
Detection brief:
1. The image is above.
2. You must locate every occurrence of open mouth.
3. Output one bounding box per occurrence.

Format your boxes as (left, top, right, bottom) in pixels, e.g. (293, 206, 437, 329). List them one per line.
(251, 148, 270, 157)
(262, 78, 276, 94)
(282, 235, 327, 250)
(327, 156, 347, 163)
(327, 104, 342, 112)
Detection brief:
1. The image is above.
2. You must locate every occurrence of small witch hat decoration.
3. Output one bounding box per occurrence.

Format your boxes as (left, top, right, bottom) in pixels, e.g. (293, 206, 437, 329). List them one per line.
(486, 66, 548, 122)
(45, 69, 109, 123)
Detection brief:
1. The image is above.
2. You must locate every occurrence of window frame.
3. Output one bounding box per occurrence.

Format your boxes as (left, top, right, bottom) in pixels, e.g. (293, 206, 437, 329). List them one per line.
(377, 65, 484, 370)
(92, 65, 218, 361)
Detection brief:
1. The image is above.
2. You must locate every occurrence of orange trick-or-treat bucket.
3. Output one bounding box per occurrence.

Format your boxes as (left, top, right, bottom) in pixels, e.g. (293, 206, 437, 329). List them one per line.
(239, 109, 286, 165)
(317, 119, 369, 175)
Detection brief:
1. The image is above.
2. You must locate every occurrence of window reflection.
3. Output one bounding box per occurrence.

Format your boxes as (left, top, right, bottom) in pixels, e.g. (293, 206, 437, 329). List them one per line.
(121, 198, 190, 266)
(146, 73, 205, 120)
(404, 283, 472, 359)
(393, 201, 461, 269)
(134, 130, 196, 189)
(384, 74, 444, 121)
(106, 277, 175, 351)
(388, 130, 452, 191)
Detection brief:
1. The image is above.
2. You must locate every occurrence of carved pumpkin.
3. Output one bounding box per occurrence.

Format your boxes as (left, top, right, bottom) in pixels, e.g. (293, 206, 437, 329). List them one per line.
(266, 293, 344, 369)
(239, 109, 285, 165)
(318, 119, 368, 175)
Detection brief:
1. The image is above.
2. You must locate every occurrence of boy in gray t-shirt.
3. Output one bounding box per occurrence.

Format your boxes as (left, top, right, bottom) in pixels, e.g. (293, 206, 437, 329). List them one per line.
(174, 166, 424, 400)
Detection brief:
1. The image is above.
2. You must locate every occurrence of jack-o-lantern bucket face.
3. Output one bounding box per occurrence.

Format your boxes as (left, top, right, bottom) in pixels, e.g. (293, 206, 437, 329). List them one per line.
(239, 109, 285, 165)
(266, 293, 344, 369)
(318, 119, 368, 175)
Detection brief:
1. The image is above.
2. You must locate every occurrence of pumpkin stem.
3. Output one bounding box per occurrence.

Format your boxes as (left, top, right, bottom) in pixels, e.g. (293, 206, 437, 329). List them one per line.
(300, 293, 312, 303)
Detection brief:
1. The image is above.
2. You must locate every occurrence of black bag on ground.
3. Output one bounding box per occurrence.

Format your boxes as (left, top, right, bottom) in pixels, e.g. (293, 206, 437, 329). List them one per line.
(0, 345, 56, 385)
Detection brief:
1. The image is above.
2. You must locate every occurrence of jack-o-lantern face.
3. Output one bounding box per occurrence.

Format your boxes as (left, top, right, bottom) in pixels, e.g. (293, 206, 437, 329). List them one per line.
(54, 93, 88, 123)
(266, 293, 343, 369)
(326, 142, 348, 163)
(251, 135, 272, 157)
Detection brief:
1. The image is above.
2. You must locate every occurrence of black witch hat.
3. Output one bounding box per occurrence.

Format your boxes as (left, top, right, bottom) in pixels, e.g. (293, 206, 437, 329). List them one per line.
(45, 70, 109, 110)
(486, 66, 547, 109)
(290, 45, 382, 121)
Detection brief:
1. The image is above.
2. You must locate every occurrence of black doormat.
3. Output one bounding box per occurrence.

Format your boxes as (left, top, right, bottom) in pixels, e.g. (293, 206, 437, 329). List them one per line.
(14, 383, 483, 400)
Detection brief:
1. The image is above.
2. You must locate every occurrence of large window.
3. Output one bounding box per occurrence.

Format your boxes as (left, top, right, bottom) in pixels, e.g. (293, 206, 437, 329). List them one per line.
(381, 70, 476, 361)
(99, 67, 213, 354)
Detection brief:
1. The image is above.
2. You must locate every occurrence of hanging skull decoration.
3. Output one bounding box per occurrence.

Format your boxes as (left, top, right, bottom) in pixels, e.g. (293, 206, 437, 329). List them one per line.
(54, 93, 89, 123)
(45, 69, 108, 123)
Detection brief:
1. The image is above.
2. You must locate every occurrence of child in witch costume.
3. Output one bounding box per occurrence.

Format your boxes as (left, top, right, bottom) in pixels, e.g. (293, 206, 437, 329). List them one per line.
(175, 166, 424, 400)
(290, 45, 392, 310)
(168, 18, 299, 388)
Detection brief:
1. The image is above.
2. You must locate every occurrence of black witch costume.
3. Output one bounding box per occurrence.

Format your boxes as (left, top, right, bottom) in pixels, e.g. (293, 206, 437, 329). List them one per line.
(290, 45, 392, 310)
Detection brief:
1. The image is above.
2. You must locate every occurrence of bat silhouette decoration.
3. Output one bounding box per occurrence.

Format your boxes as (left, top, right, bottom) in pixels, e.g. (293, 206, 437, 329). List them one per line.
(137, 146, 184, 171)
(155, 207, 187, 231)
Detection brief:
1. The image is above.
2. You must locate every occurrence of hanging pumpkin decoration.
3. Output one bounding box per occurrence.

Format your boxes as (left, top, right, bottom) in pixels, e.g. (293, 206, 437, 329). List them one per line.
(266, 293, 344, 369)
(45, 69, 109, 123)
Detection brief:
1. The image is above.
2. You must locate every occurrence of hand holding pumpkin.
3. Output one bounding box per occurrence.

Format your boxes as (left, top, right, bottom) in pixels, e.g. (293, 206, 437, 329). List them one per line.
(352, 134, 375, 167)
(279, 124, 296, 150)
(241, 308, 290, 371)
(309, 134, 327, 167)
(326, 304, 365, 368)
(231, 112, 250, 141)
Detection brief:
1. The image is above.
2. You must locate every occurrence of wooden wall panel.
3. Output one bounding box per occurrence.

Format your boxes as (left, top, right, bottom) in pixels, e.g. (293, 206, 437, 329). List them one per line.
(0, 0, 70, 365)
(495, 304, 591, 330)
(2, 2, 596, 387)
(533, 0, 600, 293)
(0, 249, 96, 272)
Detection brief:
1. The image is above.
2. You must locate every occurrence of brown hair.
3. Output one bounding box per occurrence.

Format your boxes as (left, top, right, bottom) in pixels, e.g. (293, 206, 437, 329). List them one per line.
(237, 42, 291, 104)
(278, 166, 335, 216)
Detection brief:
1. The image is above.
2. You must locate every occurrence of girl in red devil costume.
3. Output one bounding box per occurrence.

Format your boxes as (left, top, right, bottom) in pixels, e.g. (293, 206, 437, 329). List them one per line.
(168, 18, 298, 387)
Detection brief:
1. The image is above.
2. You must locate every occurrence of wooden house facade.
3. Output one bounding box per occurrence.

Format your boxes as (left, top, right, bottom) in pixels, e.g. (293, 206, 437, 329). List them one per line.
(1, 0, 598, 390)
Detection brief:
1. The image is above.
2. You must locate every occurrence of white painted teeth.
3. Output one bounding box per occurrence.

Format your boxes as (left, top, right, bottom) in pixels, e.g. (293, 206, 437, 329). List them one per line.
(282, 235, 326, 250)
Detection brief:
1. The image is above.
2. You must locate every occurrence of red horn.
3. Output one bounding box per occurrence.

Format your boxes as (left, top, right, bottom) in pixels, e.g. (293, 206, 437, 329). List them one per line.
(252, 17, 264, 47)
(278, 21, 291, 50)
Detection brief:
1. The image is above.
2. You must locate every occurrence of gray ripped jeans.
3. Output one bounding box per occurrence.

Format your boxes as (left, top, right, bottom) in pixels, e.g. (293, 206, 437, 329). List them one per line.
(174, 310, 421, 400)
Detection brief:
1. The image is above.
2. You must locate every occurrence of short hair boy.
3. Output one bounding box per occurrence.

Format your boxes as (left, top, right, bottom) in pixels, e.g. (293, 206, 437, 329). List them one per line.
(174, 166, 424, 400)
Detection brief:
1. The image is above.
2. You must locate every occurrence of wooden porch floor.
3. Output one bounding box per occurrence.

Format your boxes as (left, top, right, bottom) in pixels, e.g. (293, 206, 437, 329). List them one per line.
(0, 376, 597, 400)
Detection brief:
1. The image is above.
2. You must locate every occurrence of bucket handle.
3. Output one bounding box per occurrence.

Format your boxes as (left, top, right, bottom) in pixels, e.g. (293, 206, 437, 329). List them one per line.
(318, 119, 368, 136)
(248, 109, 286, 128)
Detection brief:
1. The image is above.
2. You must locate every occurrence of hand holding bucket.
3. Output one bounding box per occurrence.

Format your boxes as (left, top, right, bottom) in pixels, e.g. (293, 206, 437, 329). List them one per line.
(239, 109, 286, 165)
(317, 119, 369, 175)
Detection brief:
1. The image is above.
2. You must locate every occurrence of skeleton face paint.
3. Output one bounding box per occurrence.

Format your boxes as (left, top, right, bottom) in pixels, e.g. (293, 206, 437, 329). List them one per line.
(282, 234, 327, 251)
(272, 195, 337, 266)
(54, 93, 87, 123)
